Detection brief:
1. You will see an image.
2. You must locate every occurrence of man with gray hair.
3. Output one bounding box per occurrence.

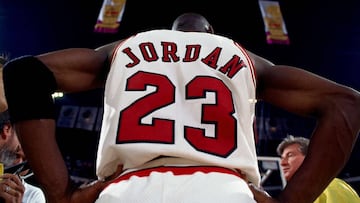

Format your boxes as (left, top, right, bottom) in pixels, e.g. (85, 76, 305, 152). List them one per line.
(277, 135, 359, 202)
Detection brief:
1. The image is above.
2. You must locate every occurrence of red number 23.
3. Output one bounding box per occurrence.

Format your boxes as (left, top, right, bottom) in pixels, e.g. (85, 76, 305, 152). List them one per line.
(118, 71, 237, 157)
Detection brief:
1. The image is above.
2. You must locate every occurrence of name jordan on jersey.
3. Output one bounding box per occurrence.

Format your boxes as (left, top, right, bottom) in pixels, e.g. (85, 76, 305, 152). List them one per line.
(121, 41, 248, 79)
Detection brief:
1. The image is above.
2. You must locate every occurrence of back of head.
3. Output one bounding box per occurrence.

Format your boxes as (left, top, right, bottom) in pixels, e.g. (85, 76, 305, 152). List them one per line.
(171, 12, 214, 33)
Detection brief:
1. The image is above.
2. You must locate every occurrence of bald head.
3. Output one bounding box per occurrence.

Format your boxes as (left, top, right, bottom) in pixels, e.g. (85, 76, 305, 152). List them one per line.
(171, 12, 214, 33)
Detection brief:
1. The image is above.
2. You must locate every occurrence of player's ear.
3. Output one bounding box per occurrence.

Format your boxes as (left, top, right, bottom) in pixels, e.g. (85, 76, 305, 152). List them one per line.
(207, 25, 214, 34)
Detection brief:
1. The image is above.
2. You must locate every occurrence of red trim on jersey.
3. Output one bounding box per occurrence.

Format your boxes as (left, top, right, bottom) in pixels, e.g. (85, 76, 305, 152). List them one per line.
(110, 35, 135, 64)
(233, 42, 256, 87)
(109, 166, 246, 185)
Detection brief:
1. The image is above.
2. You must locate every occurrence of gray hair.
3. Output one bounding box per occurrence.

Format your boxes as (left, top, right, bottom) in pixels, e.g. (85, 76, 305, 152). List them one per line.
(276, 135, 310, 156)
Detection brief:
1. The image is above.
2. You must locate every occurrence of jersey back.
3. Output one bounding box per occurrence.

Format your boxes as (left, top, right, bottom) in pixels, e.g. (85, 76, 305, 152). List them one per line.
(96, 30, 260, 185)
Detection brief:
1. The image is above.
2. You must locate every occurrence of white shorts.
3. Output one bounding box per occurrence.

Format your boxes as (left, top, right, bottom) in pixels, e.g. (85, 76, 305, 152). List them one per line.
(96, 166, 256, 203)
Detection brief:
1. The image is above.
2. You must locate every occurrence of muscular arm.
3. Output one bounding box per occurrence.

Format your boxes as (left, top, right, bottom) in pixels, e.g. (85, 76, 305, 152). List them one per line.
(15, 119, 108, 203)
(36, 40, 123, 93)
(37, 48, 109, 92)
(252, 52, 360, 202)
(6, 42, 121, 203)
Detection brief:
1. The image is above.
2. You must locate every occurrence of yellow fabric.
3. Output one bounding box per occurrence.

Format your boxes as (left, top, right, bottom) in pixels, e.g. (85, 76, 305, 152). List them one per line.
(314, 178, 360, 203)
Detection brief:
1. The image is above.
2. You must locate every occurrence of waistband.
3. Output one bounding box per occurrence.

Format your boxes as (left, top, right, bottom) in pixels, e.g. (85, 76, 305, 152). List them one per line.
(110, 165, 247, 184)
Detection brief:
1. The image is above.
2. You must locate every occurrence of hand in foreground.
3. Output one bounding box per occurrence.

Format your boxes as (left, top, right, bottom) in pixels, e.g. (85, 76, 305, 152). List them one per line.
(61, 164, 124, 203)
(0, 173, 25, 203)
(249, 183, 278, 203)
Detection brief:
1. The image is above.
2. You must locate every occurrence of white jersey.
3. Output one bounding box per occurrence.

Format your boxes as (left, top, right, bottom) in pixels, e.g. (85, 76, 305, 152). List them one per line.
(96, 30, 260, 185)
(22, 180, 46, 203)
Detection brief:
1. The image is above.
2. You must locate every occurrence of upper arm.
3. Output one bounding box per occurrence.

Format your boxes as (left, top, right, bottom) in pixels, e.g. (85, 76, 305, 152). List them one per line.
(249, 51, 360, 118)
(37, 41, 121, 93)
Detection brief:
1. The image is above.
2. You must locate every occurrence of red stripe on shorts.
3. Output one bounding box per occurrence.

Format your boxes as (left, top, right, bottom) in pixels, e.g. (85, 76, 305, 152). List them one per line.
(110, 166, 246, 184)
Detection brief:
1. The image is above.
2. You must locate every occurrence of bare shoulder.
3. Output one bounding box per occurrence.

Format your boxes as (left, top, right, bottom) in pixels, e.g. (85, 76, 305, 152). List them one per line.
(96, 40, 125, 57)
(245, 50, 274, 79)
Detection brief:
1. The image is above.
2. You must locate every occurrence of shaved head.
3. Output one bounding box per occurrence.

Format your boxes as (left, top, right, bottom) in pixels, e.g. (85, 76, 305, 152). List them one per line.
(171, 12, 214, 33)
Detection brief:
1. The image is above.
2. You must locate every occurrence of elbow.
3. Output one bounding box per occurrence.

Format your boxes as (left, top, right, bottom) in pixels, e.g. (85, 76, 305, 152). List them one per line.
(317, 88, 360, 137)
(335, 88, 360, 139)
(348, 89, 360, 121)
(352, 90, 360, 134)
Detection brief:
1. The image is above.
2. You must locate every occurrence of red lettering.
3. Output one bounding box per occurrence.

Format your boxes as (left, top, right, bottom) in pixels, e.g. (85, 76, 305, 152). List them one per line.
(122, 47, 140, 68)
(161, 42, 180, 62)
(201, 47, 222, 69)
(183, 45, 201, 62)
(139, 42, 159, 62)
(219, 55, 246, 78)
(121, 43, 245, 80)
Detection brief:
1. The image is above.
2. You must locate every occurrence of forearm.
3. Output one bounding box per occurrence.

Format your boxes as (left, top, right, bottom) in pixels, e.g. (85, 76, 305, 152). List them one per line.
(16, 119, 109, 203)
(2, 54, 110, 202)
(278, 90, 360, 203)
(15, 119, 72, 203)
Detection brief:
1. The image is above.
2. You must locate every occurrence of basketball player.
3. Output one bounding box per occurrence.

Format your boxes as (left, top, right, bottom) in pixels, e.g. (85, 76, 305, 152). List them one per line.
(2, 13, 360, 203)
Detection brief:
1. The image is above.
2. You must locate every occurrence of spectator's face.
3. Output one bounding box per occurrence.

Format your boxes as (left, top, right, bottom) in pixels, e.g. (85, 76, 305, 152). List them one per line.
(0, 127, 25, 167)
(280, 143, 305, 181)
